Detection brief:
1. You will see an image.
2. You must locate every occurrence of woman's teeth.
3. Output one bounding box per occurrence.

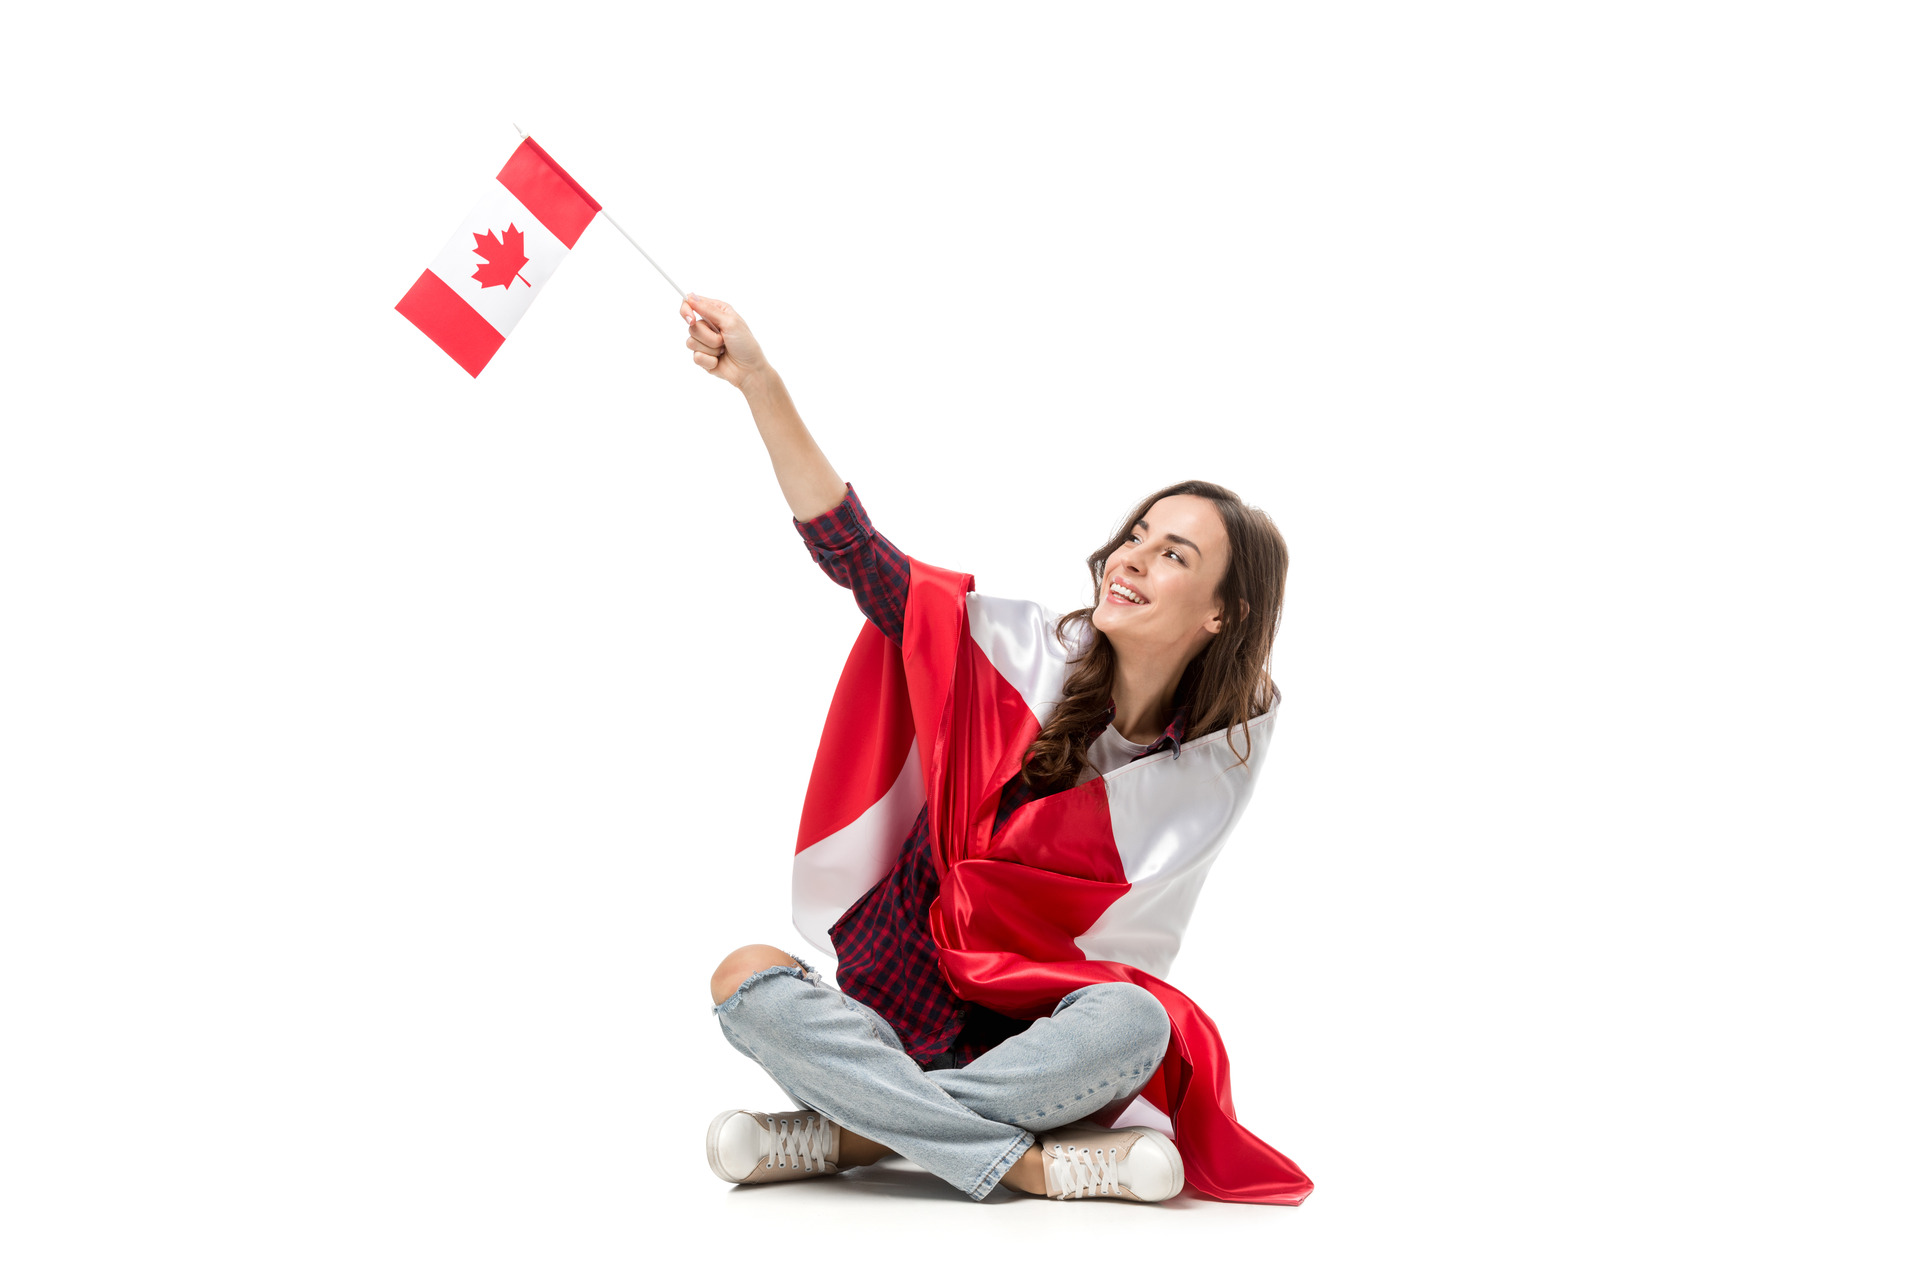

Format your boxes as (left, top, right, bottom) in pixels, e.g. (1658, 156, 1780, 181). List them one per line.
(1110, 582, 1145, 604)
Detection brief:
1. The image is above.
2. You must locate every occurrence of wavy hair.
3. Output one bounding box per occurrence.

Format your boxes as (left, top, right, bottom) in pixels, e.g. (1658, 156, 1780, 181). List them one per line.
(1018, 480, 1289, 791)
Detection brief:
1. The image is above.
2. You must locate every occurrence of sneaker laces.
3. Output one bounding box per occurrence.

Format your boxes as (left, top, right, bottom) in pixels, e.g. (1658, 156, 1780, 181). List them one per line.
(768, 1114, 833, 1173)
(1042, 1138, 1121, 1199)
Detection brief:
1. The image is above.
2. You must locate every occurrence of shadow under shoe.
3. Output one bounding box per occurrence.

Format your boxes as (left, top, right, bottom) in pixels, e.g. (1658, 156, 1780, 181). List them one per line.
(707, 1109, 843, 1185)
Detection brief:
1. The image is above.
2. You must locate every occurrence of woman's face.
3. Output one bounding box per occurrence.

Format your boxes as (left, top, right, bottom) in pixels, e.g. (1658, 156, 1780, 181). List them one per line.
(1091, 495, 1232, 661)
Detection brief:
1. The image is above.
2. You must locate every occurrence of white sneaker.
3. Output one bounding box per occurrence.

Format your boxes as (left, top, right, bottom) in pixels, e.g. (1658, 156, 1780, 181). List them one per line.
(1037, 1125, 1185, 1202)
(706, 1109, 842, 1185)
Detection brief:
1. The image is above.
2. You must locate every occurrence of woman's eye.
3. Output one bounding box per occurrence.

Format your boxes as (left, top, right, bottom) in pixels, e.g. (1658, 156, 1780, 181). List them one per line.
(1165, 550, 1183, 563)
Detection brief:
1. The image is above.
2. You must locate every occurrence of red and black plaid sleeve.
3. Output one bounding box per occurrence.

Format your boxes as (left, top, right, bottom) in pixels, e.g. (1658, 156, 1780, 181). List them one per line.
(794, 484, 911, 646)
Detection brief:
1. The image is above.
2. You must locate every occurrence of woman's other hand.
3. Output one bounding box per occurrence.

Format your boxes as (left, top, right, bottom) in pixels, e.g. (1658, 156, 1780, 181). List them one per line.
(680, 293, 769, 390)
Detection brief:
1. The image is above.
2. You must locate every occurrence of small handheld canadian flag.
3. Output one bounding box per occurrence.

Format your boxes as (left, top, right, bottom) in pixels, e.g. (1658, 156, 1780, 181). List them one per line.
(397, 137, 602, 377)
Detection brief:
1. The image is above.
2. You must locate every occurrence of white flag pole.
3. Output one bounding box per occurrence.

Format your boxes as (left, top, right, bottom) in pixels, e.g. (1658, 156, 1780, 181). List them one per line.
(597, 211, 687, 300)
(514, 123, 687, 301)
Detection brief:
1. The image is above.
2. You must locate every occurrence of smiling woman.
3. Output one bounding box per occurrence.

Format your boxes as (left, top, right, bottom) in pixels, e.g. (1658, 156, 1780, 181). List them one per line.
(677, 292, 1310, 1206)
(1024, 483, 1289, 793)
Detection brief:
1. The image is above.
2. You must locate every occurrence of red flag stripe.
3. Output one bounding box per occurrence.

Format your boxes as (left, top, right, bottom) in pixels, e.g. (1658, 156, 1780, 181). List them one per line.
(796, 621, 920, 852)
(496, 138, 601, 249)
(395, 270, 505, 378)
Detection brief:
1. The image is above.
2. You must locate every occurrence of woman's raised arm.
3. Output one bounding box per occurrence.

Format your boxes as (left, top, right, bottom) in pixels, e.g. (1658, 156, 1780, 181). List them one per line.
(680, 294, 846, 521)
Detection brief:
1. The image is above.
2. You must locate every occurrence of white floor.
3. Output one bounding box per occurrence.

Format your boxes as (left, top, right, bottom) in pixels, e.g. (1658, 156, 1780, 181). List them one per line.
(693, 1155, 1318, 1254)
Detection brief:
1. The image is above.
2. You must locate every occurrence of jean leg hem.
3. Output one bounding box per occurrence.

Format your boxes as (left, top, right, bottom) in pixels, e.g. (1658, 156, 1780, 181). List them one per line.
(966, 1130, 1036, 1201)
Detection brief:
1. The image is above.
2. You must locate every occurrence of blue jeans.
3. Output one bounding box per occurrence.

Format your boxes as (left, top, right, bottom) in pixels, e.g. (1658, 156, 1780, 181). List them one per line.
(713, 957, 1172, 1200)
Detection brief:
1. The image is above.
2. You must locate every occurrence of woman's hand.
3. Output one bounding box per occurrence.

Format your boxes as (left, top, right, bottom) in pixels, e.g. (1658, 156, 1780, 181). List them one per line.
(679, 291, 845, 520)
(679, 293, 769, 391)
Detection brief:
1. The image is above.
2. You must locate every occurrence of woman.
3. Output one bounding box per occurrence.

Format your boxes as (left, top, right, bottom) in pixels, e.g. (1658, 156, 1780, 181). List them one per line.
(681, 294, 1311, 1204)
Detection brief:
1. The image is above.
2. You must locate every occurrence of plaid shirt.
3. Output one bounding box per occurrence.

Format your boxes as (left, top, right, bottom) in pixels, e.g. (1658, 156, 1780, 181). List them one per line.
(796, 485, 1191, 1067)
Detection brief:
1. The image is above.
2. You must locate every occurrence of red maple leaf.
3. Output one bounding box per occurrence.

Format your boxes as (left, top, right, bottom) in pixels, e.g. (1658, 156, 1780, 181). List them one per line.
(471, 224, 531, 290)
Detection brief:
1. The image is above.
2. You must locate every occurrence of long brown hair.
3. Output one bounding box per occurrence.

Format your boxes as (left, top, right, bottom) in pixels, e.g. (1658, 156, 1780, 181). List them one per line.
(1018, 480, 1289, 791)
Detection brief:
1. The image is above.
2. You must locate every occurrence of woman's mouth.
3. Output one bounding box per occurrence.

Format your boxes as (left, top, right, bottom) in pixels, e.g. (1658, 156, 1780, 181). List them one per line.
(1107, 580, 1148, 606)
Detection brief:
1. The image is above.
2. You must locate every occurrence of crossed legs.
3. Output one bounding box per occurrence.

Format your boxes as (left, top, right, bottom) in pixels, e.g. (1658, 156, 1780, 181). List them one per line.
(709, 944, 1170, 1199)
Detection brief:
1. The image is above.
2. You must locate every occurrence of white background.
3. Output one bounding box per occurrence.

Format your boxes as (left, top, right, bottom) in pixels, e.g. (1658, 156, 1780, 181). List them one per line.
(3, 3, 1914, 1276)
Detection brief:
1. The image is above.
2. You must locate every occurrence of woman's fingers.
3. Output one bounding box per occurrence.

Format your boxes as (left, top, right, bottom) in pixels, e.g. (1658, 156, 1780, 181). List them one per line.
(678, 295, 724, 347)
(675, 297, 721, 337)
(685, 293, 738, 334)
(678, 300, 724, 345)
(678, 293, 750, 383)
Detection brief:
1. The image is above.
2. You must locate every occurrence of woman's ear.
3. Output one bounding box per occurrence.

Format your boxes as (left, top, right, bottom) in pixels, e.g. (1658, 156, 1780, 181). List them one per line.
(1204, 597, 1249, 635)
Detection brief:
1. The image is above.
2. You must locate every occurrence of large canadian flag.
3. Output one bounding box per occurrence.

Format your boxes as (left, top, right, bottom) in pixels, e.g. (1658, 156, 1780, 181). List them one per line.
(792, 589, 1274, 975)
(396, 138, 601, 377)
(791, 564, 1313, 1205)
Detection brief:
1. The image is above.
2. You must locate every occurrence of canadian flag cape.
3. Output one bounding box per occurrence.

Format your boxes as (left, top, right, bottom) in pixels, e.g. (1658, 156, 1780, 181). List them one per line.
(793, 558, 1313, 1204)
